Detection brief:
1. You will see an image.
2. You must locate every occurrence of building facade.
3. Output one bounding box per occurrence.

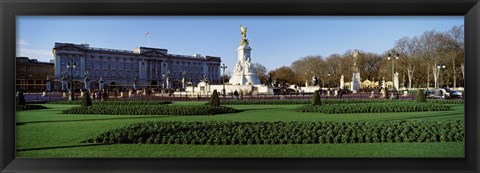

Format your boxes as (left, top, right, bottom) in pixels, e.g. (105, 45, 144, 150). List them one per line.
(16, 57, 54, 92)
(53, 43, 222, 91)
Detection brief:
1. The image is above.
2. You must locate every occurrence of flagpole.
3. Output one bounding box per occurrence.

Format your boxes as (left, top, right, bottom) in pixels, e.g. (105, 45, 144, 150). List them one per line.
(146, 32, 150, 47)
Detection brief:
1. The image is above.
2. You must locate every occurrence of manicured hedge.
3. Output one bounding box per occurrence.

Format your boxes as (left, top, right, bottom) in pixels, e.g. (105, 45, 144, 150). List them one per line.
(48, 100, 83, 104)
(214, 100, 310, 105)
(416, 89, 427, 103)
(49, 100, 172, 105)
(211, 99, 403, 105)
(212, 99, 464, 105)
(427, 100, 464, 104)
(62, 105, 238, 115)
(16, 104, 48, 111)
(87, 120, 464, 145)
(296, 102, 451, 114)
(95, 101, 172, 106)
(312, 90, 321, 105)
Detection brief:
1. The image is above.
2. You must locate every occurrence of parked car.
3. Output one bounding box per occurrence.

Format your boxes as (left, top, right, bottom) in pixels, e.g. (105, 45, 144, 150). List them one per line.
(442, 87, 463, 99)
(424, 90, 432, 96)
(273, 88, 297, 95)
(425, 88, 450, 99)
(447, 90, 463, 98)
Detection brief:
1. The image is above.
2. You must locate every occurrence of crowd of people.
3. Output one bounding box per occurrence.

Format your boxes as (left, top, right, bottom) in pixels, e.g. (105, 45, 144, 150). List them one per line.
(59, 87, 180, 101)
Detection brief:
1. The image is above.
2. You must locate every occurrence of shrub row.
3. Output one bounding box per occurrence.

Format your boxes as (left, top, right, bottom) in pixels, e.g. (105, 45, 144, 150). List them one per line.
(213, 100, 311, 105)
(296, 102, 451, 114)
(427, 100, 464, 104)
(49, 100, 172, 105)
(48, 100, 82, 104)
(212, 99, 463, 105)
(87, 120, 464, 145)
(16, 104, 48, 111)
(95, 101, 172, 106)
(212, 99, 407, 105)
(62, 105, 238, 115)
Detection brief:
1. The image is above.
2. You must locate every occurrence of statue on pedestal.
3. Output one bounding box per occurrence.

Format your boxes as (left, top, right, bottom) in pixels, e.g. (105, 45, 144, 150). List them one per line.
(201, 75, 210, 83)
(99, 76, 104, 91)
(166, 71, 171, 88)
(234, 63, 242, 73)
(84, 72, 90, 91)
(244, 61, 251, 73)
(351, 51, 361, 93)
(312, 76, 319, 86)
(228, 24, 260, 85)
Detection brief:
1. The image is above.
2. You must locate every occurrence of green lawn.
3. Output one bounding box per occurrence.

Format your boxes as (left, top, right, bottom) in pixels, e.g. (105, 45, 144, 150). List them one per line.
(16, 102, 464, 158)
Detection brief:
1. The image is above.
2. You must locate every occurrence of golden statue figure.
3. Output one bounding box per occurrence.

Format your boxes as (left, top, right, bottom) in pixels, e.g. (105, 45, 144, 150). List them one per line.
(240, 24, 247, 38)
(240, 24, 249, 46)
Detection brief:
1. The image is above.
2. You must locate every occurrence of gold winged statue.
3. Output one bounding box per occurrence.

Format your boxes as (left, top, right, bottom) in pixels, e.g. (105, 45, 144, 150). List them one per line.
(240, 24, 247, 38)
(240, 24, 249, 46)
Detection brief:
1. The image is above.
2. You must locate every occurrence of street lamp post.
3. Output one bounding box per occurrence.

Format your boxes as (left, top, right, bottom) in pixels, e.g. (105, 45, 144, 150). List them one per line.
(220, 63, 227, 97)
(161, 74, 165, 99)
(162, 74, 165, 90)
(66, 62, 77, 101)
(387, 54, 399, 90)
(437, 64, 446, 88)
(166, 70, 171, 90)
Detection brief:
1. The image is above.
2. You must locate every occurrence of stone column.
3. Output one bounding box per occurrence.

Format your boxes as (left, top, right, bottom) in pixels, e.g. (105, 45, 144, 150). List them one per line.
(340, 75, 344, 89)
(394, 72, 399, 90)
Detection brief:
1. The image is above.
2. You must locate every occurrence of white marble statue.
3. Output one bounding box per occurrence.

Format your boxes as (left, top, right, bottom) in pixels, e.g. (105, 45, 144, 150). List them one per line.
(229, 24, 260, 85)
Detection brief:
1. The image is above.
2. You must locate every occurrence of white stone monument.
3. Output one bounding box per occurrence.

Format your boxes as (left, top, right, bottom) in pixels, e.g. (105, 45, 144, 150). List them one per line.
(381, 77, 386, 88)
(229, 25, 260, 85)
(351, 72, 361, 93)
(350, 52, 361, 93)
(393, 72, 399, 90)
(340, 75, 345, 89)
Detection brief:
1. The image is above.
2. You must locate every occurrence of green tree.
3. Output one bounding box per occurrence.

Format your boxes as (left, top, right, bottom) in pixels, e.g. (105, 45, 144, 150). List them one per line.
(81, 91, 92, 106)
(312, 90, 321, 106)
(209, 89, 220, 107)
(416, 89, 427, 102)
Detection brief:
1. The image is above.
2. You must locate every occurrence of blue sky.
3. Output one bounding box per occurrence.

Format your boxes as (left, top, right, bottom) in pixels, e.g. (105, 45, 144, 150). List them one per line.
(17, 16, 463, 72)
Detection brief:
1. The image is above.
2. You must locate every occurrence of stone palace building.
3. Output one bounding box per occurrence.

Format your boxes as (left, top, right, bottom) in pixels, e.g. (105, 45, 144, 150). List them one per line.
(53, 42, 221, 91)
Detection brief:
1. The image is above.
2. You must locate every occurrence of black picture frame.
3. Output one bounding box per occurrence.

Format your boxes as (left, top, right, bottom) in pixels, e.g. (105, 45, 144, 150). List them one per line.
(1, 0, 479, 172)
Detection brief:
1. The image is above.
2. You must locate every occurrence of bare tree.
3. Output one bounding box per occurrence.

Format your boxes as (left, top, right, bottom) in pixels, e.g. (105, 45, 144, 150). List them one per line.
(269, 66, 297, 85)
(446, 25, 464, 88)
(291, 55, 324, 86)
(394, 36, 422, 90)
(251, 63, 268, 84)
